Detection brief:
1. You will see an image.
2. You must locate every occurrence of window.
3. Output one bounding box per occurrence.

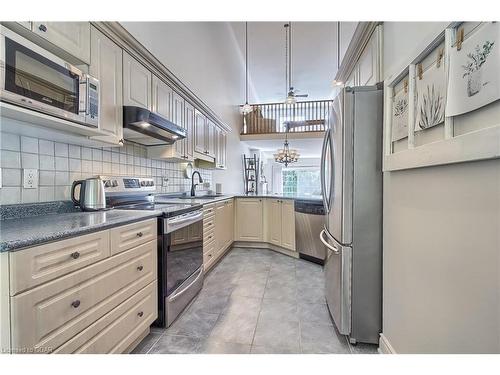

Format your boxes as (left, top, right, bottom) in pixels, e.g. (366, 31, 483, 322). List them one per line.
(282, 166, 321, 196)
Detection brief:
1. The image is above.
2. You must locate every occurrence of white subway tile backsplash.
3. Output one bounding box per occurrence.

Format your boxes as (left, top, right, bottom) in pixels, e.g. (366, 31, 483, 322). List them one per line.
(0, 131, 212, 204)
(22, 188, 38, 203)
(81, 160, 92, 173)
(55, 171, 70, 185)
(2, 168, 21, 186)
(21, 136, 39, 154)
(21, 153, 39, 169)
(69, 158, 82, 172)
(92, 149, 102, 161)
(0, 186, 21, 204)
(81, 147, 92, 160)
(39, 155, 55, 171)
(39, 170, 55, 186)
(39, 186, 55, 202)
(1, 133, 20, 151)
(69, 144, 81, 159)
(55, 142, 69, 157)
(1, 150, 21, 168)
(55, 157, 69, 171)
(39, 139, 54, 155)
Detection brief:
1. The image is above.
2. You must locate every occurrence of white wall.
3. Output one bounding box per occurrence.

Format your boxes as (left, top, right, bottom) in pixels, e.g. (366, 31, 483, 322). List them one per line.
(121, 22, 249, 193)
(382, 22, 500, 353)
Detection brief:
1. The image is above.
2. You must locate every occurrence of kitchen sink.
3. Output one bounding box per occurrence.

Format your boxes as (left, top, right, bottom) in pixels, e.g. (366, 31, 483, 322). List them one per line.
(177, 195, 224, 200)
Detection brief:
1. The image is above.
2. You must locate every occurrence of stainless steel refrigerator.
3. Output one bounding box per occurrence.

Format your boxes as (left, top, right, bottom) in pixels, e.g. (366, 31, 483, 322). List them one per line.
(319, 85, 383, 345)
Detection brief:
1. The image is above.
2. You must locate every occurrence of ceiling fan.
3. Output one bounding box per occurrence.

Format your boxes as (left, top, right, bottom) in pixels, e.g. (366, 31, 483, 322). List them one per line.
(284, 22, 308, 104)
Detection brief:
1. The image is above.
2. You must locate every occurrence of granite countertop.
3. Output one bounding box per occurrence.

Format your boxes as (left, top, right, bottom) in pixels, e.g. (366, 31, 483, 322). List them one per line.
(155, 193, 323, 205)
(0, 209, 161, 253)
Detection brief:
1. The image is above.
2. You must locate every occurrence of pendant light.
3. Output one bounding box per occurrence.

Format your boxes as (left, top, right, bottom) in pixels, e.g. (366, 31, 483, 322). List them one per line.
(274, 127, 300, 167)
(284, 22, 297, 104)
(241, 22, 253, 115)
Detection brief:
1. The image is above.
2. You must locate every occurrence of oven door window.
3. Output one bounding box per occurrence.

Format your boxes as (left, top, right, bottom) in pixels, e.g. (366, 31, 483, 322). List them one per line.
(4, 37, 80, 114)
(165, 220, 203, 296)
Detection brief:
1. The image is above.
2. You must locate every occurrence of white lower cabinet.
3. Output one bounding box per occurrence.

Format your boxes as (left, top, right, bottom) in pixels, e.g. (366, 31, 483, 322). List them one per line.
(203, 199, 234, 272)
(264, 198, 296, 251)
(234, 198, 264, 242)
(3, 219, 158, 354)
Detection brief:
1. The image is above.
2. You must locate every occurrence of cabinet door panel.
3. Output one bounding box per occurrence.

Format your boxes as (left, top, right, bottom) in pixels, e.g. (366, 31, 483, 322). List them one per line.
(206, 120, 216, 158)
(123, 52, 152, 109)
(90, 26, 123, 140)
(33, 22, 90, 63)
(172, 92, 185, 157)
(194, 110, 206, 154)
(267, 199, 283, 247)
(184, 102, 195, 161)
(152, 75, 173, 120)
(235, 198, 263, 242)
(281, 200, 296, 251)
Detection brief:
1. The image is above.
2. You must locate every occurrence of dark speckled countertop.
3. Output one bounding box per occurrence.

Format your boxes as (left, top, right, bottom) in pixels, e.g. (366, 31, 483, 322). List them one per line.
(0, 209, 161, 252)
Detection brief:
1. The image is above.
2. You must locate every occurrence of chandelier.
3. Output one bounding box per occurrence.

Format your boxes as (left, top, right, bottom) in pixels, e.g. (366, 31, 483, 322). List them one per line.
(274, 131, 299, 167)
(240, 22, 253, 115)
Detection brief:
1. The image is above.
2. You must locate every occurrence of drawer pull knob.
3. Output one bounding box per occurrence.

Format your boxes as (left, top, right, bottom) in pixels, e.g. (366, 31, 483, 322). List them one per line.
(71, 300, 81, 308)
(208, 223, 212, 226)
(136, 232, 144, 237)
(70, 251, 80, 259)
(38, 24, 47, 32)
(137, 265, 144, 271)
(137, 311, 144, 317)
(208, 254, 212, 257)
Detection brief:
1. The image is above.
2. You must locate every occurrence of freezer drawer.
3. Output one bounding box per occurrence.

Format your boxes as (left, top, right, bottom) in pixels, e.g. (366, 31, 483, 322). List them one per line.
(320, 228, 352, 336)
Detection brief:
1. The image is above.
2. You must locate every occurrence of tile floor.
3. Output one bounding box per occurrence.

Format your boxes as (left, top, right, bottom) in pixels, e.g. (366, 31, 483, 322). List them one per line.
(132, 247, 378, 354)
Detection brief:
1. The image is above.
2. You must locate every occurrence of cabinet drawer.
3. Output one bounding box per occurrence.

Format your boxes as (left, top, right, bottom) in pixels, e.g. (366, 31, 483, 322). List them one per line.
(203, 204, 215, 218)
(9, 230, 110, 295)
(10, 240, 157, 352)
(203, 228, 215, 245)
(203, 216, 215, 231)
(110, 219, 157, 255)
(54, 282, 157, 354)
(203, 243, 216, 265)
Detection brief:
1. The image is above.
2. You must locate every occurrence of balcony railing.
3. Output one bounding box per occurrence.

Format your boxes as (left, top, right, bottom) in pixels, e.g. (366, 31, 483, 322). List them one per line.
(241, 100, 333, 135)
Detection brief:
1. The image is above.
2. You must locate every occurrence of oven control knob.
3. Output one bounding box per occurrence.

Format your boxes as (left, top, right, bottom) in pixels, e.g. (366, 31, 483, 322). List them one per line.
(104, 180, 111, 187)
(140, 181, 146, 187)
(148, 181, 154, 186)
(112, 180, 118, 187)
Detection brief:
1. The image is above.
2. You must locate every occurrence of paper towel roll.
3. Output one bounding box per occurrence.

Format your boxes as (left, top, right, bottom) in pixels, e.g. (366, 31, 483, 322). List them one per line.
(216, 183, 223, 194)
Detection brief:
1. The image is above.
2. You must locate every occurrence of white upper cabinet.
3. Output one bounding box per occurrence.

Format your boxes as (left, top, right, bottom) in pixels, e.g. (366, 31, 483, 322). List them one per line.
(206, 120, 216, 158)
(172, 92, 185, 157)
(357, 31, 379, 86)
(152, 75, 173, 120)
(184, 102, 195, 161)
(123, 51, 152, 110)
(89, 26, 123, 143)
(32, 22, 91, 64)
(339, 22, 358, 67)
(194, 110, 207, 155)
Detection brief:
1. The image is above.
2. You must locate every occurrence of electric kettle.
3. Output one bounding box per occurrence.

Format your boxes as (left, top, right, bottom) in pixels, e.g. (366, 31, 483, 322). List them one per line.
(71, 177, 108, 211)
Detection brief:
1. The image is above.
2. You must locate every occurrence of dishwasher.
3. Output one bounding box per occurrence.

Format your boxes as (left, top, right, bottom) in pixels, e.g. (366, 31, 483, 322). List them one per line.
(295, 199, 326, 264)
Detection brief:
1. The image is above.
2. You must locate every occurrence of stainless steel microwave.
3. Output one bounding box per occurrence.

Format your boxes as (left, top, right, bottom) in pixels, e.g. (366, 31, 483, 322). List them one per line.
(0, 27, 99, 127)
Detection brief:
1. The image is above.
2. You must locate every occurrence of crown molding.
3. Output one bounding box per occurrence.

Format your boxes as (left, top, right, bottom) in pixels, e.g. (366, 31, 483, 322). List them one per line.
(92, 22, 232, 133)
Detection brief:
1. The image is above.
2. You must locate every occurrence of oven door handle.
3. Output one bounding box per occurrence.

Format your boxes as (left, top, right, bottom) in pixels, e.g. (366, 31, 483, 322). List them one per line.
(168, 267, 204, 301)
(164, 210, 203, 233)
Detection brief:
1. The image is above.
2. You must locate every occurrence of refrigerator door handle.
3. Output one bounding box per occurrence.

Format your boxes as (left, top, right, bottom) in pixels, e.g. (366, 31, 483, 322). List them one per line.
(320, 129, 331, 213)
(320, 228, 340, 255)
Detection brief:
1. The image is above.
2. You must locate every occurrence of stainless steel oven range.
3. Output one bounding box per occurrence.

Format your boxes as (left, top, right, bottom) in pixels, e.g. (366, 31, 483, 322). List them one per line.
(103, 176, 204, 327)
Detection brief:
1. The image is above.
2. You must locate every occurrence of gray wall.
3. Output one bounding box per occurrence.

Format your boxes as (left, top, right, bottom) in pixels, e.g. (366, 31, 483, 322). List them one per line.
(382, 22, 500, 353)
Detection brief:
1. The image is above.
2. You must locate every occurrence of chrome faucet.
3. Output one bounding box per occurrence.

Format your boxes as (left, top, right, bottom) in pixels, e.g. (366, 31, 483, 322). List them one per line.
(190, 171, 203, 197)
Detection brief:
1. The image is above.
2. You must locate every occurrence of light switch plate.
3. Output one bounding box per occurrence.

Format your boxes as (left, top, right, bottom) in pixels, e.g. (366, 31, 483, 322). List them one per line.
(23, 169, 38, 189)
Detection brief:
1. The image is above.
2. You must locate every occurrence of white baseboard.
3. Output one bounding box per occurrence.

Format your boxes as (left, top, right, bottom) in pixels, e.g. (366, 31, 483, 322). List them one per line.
(378, 333, 397, 354)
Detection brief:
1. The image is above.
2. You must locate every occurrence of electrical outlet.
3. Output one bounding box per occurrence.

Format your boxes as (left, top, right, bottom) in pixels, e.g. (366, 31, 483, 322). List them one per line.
(162, 177, 169, 187)
(23, 169, 38, 189)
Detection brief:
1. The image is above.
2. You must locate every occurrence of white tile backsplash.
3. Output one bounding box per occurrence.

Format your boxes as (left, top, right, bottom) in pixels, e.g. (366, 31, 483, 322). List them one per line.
(1, 133, 20, 151)
(0, 131, 212, 204)
(21, 136, 39, 154)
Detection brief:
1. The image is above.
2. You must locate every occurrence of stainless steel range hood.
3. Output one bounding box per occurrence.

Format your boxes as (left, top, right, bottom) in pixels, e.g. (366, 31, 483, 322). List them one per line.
(122, 106, 187, 146)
